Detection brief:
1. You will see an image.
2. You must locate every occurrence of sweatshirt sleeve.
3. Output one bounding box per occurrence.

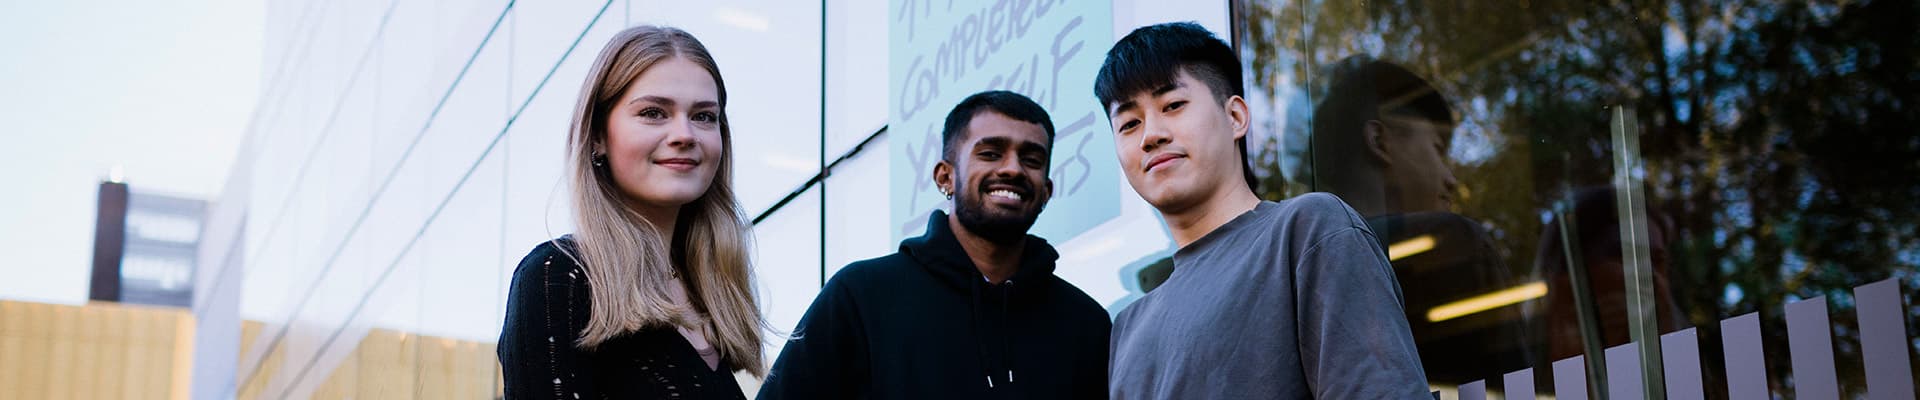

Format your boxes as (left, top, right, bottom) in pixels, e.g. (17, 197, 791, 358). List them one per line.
(757, 271, 871, 399)
(498, 244, 599, 399)
(1293, 227, 1432, 399)
(1078, 311, 1112, 399)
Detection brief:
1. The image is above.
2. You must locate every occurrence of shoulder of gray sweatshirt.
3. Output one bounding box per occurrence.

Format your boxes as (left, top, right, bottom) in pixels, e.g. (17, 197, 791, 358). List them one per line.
(1109, 192, 1432, 399)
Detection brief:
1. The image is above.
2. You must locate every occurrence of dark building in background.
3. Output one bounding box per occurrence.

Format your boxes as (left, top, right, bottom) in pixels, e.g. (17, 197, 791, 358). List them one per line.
(89, 180, 206, 307)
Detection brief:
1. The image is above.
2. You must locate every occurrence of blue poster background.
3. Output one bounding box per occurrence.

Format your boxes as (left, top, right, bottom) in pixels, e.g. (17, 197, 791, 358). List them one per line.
(888, 0, 1118, 242)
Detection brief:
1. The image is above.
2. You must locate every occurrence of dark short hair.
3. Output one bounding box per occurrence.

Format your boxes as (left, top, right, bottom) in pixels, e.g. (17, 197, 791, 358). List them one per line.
(1309, 56, 1455, 195)
(1312, 56, 1455, 141)
(941, 90, 1056, 163)
(1094, 21, 1255, 192)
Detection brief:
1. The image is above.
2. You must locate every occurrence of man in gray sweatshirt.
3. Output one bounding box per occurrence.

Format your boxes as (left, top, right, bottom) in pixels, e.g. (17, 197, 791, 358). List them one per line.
(1094, 22, 1432, 399)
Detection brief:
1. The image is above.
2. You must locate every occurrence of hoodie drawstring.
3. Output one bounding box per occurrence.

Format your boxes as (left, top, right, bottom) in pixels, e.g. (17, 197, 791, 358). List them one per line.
(971, 275, 1018, 390)
(970, 274, 994, 388)
(1001, 279, 1015, 385)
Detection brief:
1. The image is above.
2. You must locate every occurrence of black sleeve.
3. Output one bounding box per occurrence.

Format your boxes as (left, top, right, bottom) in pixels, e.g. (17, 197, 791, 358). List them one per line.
(498, 243, 598, 399)
(756, 272, 870, 399)
(1079, 312, 1112, 400)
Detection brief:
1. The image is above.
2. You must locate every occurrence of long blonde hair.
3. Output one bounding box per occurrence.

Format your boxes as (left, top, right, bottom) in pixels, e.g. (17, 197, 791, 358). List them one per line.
(563, 25, 765, 375)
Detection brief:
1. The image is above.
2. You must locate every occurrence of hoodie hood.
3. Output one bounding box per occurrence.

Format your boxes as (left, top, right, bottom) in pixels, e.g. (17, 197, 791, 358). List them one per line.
(900, 210, 1061, 291)
(899, 209, 1060, 391)
(756, 209, 1113, 399)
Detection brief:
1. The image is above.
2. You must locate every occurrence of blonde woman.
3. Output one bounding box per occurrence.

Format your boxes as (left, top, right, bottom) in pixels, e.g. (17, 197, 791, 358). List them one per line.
(499, 25, 763, 399)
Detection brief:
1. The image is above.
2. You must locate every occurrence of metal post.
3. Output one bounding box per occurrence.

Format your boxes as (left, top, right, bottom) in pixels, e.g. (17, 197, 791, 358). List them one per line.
(1609, 106, 1665, 399)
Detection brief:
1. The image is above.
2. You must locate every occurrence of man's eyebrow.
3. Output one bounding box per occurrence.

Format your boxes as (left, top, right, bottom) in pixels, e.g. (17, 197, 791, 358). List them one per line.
(1111, 81, 1186, 115)
(974, 136, 1012, 148)
(1016, 141, 1049, 156)
(1151, 81, 1182, 97)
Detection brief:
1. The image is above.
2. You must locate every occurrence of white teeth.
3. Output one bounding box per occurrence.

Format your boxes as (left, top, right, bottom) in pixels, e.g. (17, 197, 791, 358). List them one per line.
(988, 190, 1022, 201)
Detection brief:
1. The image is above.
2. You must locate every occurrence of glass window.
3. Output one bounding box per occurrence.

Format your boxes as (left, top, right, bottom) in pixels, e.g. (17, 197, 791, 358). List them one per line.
(1234, 0, 1919, 396)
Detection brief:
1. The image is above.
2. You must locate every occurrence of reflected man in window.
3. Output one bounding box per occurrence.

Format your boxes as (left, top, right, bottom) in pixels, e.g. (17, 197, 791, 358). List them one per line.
(1310, 56, 1529, 382)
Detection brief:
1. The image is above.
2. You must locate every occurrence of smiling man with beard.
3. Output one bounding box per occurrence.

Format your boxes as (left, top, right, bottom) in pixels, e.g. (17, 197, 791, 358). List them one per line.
(759, 90, 1111, 400)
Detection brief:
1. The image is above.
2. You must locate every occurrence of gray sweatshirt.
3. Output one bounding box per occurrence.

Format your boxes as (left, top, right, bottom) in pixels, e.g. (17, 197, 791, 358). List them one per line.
(1109, 193, 1431, 399)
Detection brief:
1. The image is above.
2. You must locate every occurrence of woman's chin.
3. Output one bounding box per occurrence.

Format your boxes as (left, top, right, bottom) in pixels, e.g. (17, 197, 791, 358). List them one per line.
(625, 190, 707, 210)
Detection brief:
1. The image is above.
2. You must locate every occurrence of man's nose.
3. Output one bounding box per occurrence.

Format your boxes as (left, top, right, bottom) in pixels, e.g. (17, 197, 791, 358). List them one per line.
(1139, 119, 1171, 152)
(993, 158, 1025, 178)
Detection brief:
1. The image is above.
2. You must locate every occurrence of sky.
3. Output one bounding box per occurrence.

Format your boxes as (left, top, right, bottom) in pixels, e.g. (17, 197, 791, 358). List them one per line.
(0, 0, 262, 304)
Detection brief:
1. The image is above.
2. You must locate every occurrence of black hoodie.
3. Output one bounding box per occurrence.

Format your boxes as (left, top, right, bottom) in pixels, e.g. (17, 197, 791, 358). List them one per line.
(758, 210, 1112, 399)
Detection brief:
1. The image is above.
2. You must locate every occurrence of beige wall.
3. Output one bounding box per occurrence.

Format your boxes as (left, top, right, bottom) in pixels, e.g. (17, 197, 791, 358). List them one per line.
(237, 321, 503, 399)
(0, 300, 194, 400)
(1, 300, 503, 400)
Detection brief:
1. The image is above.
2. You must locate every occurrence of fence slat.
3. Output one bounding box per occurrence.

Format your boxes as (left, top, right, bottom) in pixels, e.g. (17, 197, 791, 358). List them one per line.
(1786, 297, 1839, 400)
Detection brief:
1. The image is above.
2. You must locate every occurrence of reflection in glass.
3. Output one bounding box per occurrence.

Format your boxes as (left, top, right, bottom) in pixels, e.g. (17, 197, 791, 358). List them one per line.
(1236, 0, 1920, 395)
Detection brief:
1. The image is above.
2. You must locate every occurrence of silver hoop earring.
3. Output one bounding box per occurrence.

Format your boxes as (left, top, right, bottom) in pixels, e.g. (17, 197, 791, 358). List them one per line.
(592, 154, 607, 167)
